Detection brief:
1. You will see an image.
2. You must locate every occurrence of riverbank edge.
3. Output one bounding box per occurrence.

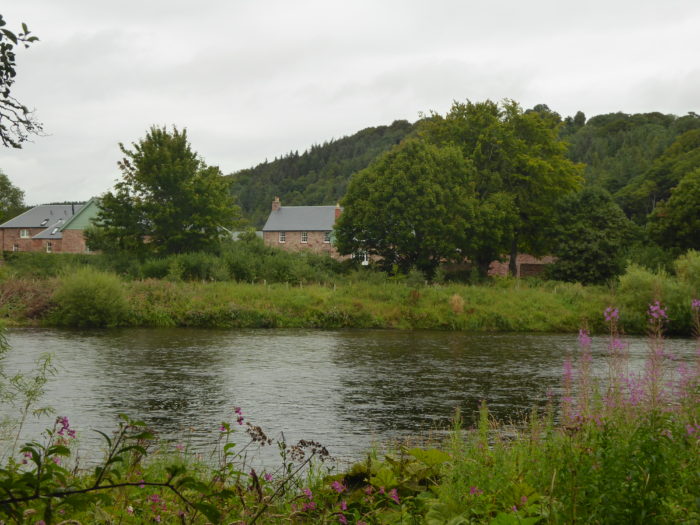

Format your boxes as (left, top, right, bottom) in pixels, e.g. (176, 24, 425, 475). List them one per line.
(0, 276, 652, 334)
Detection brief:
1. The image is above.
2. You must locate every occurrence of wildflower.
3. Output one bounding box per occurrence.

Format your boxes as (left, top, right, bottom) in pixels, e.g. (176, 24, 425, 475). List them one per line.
(378, 486, 385, 495)
(301, 501, 317, 512)
(364, 485, 373, 495)
(611, 338, 626, 351)
(234, 406, 242, 415)
(521, 495, 528, 505)
(578, 329, 591, 347)
(331, 480, 346, 493)
(388, 488, 400, 504)
(139, 480, 146, 489)
(51, 456, 61, 465)
(339, 500, 347, 511)
(219, 424, 227, 432)
(263, 473, 273, 482)
(127, 505, 134, 514)
(469, 486, 483, 496)
(154, 515, 161, 523)
(604, 307, 619, 322)
(338, 515, 348, 525)
(512, 505, 518, 512)
(303, 487, 313, 499)
(648, 301, 667, 320)
(149, 494, 161, 503)
(236, 415, 244, 425)
(692, 298, 700, 310)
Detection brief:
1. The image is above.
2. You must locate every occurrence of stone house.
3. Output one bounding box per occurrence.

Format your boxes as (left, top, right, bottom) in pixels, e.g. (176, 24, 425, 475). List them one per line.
(262, 197, 342, 257)
(0, 198, 100, 254)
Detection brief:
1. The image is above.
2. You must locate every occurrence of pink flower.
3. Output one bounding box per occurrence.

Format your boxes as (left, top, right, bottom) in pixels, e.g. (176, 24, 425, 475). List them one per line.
(301, 501, 316, 512)
(331, 480, 346, 493)
(263, 473, 273, 482)
(364, 485, 373, 495)
(604, 307, 619, 322)
(339, 500, 347, 511)
(338, 515, 348, 525)
(51, 456, 61, 465)
(234, 406, 242, 415)
(148, 493, 161, 503)
(692, 298, 700, 310)
(175, 443, 184, 452)
(578, 329, 591, 347)
(388, 488, 400, 504)
(469, 486, 483, 496)
(302, 487, 313, 499)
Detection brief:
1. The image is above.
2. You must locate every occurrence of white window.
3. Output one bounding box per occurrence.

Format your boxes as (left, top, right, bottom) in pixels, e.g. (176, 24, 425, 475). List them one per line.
(46, 241, 53, 253)
(301, 231, 308, 243)
(12, 243, 19, 252)
(324, 231, 331, 243)
(19, 229, 29, 239)
(279, 231, 286, 243)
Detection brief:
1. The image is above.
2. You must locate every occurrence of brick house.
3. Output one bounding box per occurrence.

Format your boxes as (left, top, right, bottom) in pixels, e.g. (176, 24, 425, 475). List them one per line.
(0, 199, 100, 254)
(262, 197, 343, 257)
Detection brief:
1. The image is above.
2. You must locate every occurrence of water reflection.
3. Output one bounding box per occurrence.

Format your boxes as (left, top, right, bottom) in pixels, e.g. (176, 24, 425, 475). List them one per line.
(3, 328, 696, 464)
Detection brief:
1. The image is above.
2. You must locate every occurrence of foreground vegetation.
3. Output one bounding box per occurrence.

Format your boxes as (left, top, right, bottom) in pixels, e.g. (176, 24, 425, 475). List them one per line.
(2, 247, 700, 335)
(1, 303, 699, 523)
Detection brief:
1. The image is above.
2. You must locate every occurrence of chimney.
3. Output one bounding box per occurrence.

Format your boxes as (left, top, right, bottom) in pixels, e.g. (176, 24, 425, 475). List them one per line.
(272, 196, 281, 211)
(335, 203, 342, 220)
(71, 203, 75, 215)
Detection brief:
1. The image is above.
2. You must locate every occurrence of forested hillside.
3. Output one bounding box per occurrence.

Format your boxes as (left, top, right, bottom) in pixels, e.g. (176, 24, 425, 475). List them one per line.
(226, 120, 416, 226)
(227, 109, 700, 234)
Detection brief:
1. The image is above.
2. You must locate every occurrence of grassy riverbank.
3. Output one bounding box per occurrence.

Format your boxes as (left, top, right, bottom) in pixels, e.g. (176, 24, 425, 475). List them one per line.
(1, 249, 699, 335)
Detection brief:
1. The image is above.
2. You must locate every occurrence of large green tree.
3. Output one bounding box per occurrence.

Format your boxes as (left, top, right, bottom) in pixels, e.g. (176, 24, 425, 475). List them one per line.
(88, 126, 241, 256)
(420, 100, 584, 275)
(648, 167, 700, 252)
(334, 139, 477, 277)
(0, 14, 41, 148)
(0, 169, 25, 223)
(548, 186, 636, 284)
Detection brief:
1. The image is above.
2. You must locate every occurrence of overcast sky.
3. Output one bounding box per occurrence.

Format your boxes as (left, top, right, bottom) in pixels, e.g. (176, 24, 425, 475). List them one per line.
(2, 0, 699, 204)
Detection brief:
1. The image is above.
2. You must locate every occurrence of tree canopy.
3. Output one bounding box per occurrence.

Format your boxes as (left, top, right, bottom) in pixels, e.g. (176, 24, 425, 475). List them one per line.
(334, 139, 477, 277)
(0, 14, 41, 148)
(0, 169, 25, 223)
(648, 167, 700, 253)
(419, 99, 584, 274)
(88, 126, 241, 256)
(548, 186, 636, 284)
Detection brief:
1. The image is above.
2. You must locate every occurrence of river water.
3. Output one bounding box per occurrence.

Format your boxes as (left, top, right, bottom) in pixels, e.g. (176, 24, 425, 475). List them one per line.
(2, 328, 697, 466)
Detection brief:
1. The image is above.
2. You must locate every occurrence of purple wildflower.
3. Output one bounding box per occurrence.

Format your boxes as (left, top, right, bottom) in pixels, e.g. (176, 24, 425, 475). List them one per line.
(338, 515, 348, 525)
(339, 500, 347, 511)
(331, 480, 346, 493)
(263, 473, 273, 482)
(604, 307, 619, 322)
(301, 501, 317, 512)
(469, 486, 483, 496)
(578, 329, 591, 347)
(692, 298, 700, 310)
(302, 487, 313, 499)
(388, 488, 400, 504)
(648, 301, 667, 320)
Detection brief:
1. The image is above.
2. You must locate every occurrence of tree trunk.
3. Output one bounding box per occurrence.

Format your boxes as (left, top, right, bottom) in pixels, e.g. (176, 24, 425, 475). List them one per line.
(509, 235, 518, 277)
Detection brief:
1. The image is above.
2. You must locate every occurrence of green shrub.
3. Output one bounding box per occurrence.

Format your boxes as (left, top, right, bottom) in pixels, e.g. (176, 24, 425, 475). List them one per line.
(51, 268, 129, 327)
(617, 264, 692, 334)
(674, 249, 700, 294)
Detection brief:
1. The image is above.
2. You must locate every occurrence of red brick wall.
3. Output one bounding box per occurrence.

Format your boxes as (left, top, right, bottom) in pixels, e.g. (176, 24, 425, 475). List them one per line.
(1, 228, 48, 252)
(61, 229, 88, 253)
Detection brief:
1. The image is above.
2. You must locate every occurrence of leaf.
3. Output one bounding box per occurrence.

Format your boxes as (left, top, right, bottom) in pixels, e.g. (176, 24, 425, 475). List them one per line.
(115, 445, 147, 457)
(407, 448, 451, 467)
(193, 502, 221, 523)
(48, 445, 71, 457)
(93, 429, 112, 448)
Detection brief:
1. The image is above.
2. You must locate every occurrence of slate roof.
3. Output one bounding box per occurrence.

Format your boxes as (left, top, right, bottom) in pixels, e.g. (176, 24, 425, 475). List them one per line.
(262, 206, 339, 231)
(0, 204, 83, 229)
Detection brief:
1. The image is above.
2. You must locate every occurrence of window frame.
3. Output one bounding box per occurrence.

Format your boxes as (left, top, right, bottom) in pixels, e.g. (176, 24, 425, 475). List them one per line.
(19, 229, 30, 239)
(45, 241, 53, 253)
(278, 231, 286, 243)
(301, 231, 308, 243)
(323, 231, 331, 243)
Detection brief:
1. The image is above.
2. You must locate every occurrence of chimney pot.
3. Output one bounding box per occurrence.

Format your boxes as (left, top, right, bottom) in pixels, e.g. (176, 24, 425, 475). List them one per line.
(272, 196, 281, 211)
(334, 203, 341, 220)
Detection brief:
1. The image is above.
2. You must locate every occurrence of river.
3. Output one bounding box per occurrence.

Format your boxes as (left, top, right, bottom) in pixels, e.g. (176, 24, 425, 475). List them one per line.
(2, 328, 697, 466)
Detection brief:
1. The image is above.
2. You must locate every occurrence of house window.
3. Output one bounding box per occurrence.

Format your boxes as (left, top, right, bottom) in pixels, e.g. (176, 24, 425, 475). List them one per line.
(46, 241, 53, 253)
(279, 231, 286, 243)
(19, 229, 30, 238)
(324, 231, 331, 243)
(301, 231, 308, 243)
(12, 243, 19, 252)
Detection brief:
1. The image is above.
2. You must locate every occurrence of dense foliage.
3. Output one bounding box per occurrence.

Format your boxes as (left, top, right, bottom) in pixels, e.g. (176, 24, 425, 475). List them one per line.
(335, 139, 477, 277)
(0, 169, 25, 224)
(88, 126, 241, 256)
(226, 120, 416, 226)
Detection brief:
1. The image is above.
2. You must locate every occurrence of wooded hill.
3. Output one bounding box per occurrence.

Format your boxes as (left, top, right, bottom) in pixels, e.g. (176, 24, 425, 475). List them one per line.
(226, 109, 700, 228)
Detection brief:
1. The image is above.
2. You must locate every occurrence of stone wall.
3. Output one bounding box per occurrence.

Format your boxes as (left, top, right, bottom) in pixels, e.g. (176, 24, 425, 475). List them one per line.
(263, 230, 342, 258)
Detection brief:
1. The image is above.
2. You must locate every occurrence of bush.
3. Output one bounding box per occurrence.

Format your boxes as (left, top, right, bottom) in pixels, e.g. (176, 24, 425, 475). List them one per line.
(50, 268, 129, 327)
(674, 249, 700, 294)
